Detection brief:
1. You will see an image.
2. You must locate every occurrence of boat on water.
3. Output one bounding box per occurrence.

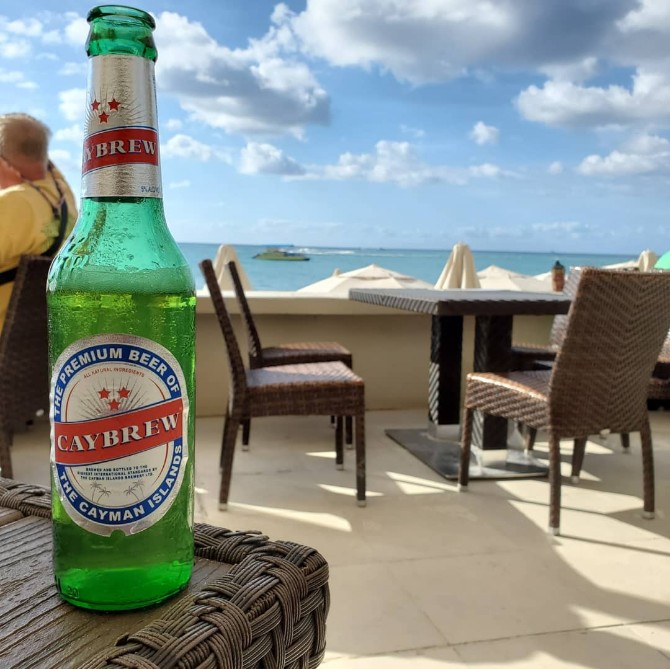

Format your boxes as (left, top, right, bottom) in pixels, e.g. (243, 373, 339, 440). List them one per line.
(253, 248, 310, 261)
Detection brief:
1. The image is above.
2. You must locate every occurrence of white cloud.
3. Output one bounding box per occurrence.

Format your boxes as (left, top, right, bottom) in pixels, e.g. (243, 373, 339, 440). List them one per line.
(165, 118, 183, 131)
(239, 142, 305, 175)
(470, 121, 499, 145)
(292, 0, 516, 84)
(516, 69, 670, 128)
(5, 18, 43, 37)
(307, 140, 510, 186)
(153, 11, 329, 137)
(0, 69, 25, 83)
(59, 61, 87, 77)
(162, 133, 231, 162)
(617, 0, 670, 33)
(48, 147, 79, 176)
(53, 124, 84, 144)
(290, 1, 636, 85)
(320, 140, 461, 186)
(540, 57, 599, 83)
(63, 16, 89, 46)
(468, 162, 502, 177)
(0, 37, 30, 58)
(548, 161, 563, 174)
(577, 132, 670, 176)
(59, 87, 86, 122)
(578, 150, 669, 176)
(623, 132, 670, 154)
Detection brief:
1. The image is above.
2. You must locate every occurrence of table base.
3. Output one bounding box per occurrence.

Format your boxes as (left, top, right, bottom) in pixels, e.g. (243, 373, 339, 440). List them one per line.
(386, 428, 549, 480)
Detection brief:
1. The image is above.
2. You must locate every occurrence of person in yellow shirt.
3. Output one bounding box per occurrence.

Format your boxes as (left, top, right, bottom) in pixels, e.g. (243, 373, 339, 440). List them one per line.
(0, 113, 77, 331)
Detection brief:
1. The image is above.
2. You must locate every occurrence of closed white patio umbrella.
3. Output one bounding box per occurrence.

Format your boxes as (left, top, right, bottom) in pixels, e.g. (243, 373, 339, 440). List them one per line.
(297, 263, 432, 296)
(638, 249, 658, 271)
(213, 244, 253, 291)
(435, 243, 481, 289)
(605, 249, 658, 271)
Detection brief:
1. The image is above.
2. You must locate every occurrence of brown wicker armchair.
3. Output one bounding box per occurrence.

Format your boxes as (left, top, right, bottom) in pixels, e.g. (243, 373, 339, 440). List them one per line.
(201, 259, 367, 509)
(458, 268, 670, 535)
(226, 259, 354, 445)
(0, 255, 52, 479)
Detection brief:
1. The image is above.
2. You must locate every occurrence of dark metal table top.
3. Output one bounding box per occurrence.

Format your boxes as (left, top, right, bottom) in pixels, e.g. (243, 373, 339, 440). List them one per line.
(349, 288, 571, 317)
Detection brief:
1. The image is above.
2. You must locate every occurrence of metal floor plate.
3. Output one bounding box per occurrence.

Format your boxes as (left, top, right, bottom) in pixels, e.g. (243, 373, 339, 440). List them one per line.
(386, 428, 549, 480)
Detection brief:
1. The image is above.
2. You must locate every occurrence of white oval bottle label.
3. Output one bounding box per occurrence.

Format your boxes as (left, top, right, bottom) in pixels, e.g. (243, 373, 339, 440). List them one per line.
(50, 333, 189, 536)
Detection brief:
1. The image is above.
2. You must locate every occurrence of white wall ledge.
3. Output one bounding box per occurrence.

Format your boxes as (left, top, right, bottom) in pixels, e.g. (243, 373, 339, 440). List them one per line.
(196, 288, 405, 316)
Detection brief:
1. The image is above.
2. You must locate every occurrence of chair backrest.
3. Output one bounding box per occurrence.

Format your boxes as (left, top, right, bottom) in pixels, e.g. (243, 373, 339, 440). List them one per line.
(550, 268, 670, 434)
(548, 266, 583, 348)
(227, 260, 263, 368)
(0, 255, 52, 432)
(200, 259, 248, 402)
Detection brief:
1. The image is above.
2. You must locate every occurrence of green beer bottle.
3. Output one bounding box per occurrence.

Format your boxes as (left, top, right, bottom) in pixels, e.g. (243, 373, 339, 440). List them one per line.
(47, 5, 195, 611)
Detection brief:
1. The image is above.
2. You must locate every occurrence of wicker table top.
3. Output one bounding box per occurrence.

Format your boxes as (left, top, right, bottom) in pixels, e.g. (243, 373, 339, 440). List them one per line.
(0, 478, 329, 669)
(348, 288, 571, 317)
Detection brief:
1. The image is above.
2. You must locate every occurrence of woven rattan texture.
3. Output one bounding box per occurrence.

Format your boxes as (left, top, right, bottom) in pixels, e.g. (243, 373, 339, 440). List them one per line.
(0, 255, 51, 479)
(349, 288, 570, 317)
(0, 478, 330, 669)
(461, 268, 670, 533)
(510, 267, 583, 370)
(511, 268, 670, 404)
(201, 259, 366, 507)
(466, 371, 551, 429)
(227, 260, 352, 370)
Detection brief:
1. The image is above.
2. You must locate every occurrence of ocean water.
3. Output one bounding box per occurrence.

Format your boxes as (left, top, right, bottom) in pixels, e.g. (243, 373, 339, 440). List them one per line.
(181, 242, 634, 292)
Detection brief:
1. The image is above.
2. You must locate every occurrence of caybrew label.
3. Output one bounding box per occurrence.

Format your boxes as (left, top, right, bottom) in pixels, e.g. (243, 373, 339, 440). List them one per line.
(51, 334, 189, 536)
(82, 54, 162, 198)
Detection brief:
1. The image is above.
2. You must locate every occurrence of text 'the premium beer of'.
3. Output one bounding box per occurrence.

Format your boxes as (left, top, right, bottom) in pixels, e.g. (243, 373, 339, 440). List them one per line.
(47, 5, 195, 611)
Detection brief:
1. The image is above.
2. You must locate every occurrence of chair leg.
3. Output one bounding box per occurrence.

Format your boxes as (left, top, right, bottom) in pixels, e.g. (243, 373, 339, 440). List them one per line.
(525, 426, 537, 452)
(335, 417, 344, 470)
(620, 432, 630, 452)
(219, 414, 230, 471)
(345, 416, 353, 448)
(0, 428, 13, 479)
(241, 419, 251, 451)
(548, 432, 562, 535)
(219, 409, 241, 510)
(570, 437, 587, 484)
(458, 407, 474, 490)
(355, 412, 366, 507)
(639, 421, 655, 520)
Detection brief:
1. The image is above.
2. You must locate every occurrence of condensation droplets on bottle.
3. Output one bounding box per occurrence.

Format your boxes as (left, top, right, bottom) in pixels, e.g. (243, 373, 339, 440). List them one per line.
(47, 4, 196, 611)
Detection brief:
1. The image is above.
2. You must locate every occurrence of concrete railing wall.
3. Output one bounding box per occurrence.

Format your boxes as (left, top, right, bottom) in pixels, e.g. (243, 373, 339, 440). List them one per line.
(195, 291, 554, 417)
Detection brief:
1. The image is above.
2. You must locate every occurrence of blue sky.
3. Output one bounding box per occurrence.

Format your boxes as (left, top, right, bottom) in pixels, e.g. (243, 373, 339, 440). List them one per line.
(2, 0, 670, 254)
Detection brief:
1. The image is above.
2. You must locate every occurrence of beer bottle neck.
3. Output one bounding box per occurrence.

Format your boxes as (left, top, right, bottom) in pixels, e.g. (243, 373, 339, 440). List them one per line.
(81, 54, 163, 200)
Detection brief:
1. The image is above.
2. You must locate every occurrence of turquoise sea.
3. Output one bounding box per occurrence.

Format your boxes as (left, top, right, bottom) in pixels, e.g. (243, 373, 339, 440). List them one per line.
(181, 242, 634, 291)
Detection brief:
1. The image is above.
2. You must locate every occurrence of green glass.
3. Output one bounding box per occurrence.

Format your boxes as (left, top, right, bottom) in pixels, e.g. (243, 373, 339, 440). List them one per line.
(47, 5, 195, 611)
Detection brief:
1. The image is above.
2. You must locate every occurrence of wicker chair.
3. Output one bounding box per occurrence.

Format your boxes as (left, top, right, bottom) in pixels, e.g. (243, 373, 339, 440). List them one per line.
(514, 267, 670, 452)
(0, 255, 51, 479)
(226, 259, 354, 445)
(510, 267, 583, 371)
(227, 260, 352, 369)
(458, 268, 670, 535)
(201, 259, 366, 509)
